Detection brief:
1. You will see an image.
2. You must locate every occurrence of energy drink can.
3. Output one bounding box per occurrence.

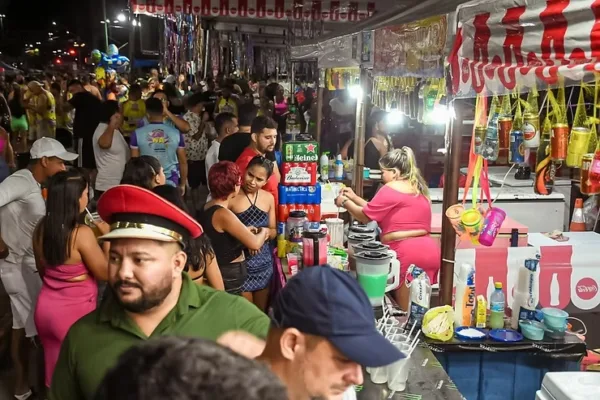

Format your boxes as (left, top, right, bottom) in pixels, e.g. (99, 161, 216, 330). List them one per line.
(523, 112, 540, 148)
(498, 117, 512, 149)
(551, 123, 568, 161)
(510, 130, 525, 163)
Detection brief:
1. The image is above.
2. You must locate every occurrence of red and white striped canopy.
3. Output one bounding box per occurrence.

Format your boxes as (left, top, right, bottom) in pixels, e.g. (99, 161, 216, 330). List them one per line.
(131, 0, 377, 22)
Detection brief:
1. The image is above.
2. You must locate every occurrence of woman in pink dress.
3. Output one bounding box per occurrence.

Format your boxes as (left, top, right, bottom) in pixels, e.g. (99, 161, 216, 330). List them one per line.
(33, 170, 110, 388)
(336, 147, 440, 309)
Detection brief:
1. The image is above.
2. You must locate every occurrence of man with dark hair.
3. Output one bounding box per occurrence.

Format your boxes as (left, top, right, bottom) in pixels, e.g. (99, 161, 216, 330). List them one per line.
(0, 138, 77, 400)
(235, 115, 279, 206)
(49, 185, 270, 400)
(66, 79, 103, 169)
(130, 98, 188, 195)
(205, 112, 237, 201)
(120, 83, 145, 139)
(95, 337, 288, 400)
(218, 102, 259, 163)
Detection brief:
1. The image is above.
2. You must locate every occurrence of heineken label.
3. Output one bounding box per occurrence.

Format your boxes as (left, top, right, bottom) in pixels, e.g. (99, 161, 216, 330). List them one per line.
(283, 141, 319, 162)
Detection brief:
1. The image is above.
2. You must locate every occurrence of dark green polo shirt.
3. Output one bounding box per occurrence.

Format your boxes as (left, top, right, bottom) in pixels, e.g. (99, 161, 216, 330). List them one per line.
(49, 273, 270, 400)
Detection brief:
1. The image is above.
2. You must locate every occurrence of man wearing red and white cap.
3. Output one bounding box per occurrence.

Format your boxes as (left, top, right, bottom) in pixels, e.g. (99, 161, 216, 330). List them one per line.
(0, 137, 77, 400)
(49, 185, 270, 400)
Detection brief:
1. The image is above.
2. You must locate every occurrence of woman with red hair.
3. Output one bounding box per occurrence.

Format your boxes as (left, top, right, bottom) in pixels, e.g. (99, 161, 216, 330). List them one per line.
(198, 161, 270, 294)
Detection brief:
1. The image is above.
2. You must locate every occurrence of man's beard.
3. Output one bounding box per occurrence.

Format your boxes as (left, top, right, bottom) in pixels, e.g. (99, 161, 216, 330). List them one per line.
(111, 277, 172, 313)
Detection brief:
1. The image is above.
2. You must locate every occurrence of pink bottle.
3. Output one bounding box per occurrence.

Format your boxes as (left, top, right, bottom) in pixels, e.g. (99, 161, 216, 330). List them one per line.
(478, 208, 506, 247)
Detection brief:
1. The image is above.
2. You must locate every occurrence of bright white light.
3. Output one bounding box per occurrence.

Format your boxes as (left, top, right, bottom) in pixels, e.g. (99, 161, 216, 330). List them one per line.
(81, 43, 86, 47)
(348, 84, 363, 99)
(387, 110, 404, 125)
(52, 21, 56, 25)
(113, 20, 119, 24)
(36, 42, 41, 45)
(132, 20, 138, 26)
(52, 50, 56, 54)
(432, 105, 456, 124)
(106, 19, 110, 23)
(48, 32, 53, 36)
(66, 31, 69, 34)
(117, 13, 126, 22)
(100, 21, 105, 24)
(29, 44, 33, 48)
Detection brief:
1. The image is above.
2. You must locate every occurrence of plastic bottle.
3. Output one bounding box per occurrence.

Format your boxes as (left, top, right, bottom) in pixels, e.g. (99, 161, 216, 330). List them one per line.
(454, 263, 476, 327)
(489, 282, 505, 329)
(482, 107, 500, 161)
(479, 208, 506, 247)
(407, 265, 431, 328)
(334, 154, 344, 180)
(320, 152, 329, 181)
(510, 256, 540, 329)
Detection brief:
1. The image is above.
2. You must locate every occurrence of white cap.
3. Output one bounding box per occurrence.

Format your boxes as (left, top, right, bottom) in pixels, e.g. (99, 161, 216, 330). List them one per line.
(30, 138, 78, 161)
(164, 75, 176, 84)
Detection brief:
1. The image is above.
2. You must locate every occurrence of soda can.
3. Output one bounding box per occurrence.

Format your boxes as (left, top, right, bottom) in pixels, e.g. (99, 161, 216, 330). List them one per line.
(523, 112, 540, 148)
(474, 126, 487, 154)
(510, 130, 524, 163)
(277, 222, 286, 240)
(566, 127, 591, 167)
(551, 123, 569, 161)
(498, 117, 512, 149)
(580, 154, 595, 195)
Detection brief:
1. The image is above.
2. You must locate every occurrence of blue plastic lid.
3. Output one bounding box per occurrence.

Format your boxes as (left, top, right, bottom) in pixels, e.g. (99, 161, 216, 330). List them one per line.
(489, 329, 523, 342)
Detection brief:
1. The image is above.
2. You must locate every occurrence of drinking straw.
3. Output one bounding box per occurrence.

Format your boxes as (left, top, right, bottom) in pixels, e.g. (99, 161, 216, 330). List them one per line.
(405, 321, 417, 342)
(408, 334, 419, 351)
(409, 339, 420, 355)
(387, 339, 420, 398)
(85, 207, 95, 223)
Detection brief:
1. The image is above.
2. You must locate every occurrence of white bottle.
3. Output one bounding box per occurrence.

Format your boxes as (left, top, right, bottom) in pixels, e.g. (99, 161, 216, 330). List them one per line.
(486, 276, 495, 310)
(510, 257, 540, 329)
(550, 273, 560, 307)
(408, 265, 432, 328)
(320, 152, 329, 181)
(334, 154, 344, 180)
(454, 263, 476, 327)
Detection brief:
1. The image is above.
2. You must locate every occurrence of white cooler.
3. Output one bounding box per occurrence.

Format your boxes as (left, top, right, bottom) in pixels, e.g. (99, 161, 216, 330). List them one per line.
(537, 372, 600, 400)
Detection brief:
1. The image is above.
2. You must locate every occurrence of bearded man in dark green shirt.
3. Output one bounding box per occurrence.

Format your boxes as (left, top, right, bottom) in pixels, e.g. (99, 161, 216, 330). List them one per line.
(49, 185, 270, 400)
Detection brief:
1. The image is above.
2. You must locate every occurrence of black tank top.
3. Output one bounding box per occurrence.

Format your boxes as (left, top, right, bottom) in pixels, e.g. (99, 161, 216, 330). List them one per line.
(197, 205, 243, 265)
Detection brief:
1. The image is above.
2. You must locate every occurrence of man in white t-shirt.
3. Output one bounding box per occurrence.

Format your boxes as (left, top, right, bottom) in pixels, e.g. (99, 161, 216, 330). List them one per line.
(205, 112, 238, 202)
(93, 102, 130, 200)
(0, 137, 77, 400)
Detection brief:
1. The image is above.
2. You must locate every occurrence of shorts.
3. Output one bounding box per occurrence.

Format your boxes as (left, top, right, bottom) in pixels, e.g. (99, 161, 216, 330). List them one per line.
(0, 259, 42, 337)
(220, 260, 248, 295)
(188, 160, 207, 189)
(10, 115, 28, 133)
(77, 138, 97, 169)
(32, 120, 56, 140)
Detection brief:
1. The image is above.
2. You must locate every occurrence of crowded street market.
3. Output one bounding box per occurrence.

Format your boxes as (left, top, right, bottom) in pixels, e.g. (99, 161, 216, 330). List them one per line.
(0, 0, 598, 399)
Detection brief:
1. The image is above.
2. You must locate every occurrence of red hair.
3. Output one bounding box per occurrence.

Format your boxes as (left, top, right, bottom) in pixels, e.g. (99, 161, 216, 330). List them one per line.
(208, 161, 240, 200)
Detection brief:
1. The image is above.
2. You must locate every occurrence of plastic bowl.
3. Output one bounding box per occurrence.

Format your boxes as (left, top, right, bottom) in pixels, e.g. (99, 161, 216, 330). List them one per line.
(541, 307, 568, 332)
(519, 320, 545, 341)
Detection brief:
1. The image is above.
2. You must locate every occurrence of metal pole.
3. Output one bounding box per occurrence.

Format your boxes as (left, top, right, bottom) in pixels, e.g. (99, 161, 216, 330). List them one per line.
(352, 67, 368, 198)
(128, 16, 135, 70)
(439, 93, 462, 306)
(203, 27, 210, 78)
(102, 0, 109, 52)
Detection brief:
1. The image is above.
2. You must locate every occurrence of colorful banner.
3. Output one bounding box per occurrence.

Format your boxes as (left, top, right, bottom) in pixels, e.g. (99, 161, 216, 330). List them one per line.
(131, 0, 377, 22)
(450, 0, 600, 98)
(373, 15, 447, 78)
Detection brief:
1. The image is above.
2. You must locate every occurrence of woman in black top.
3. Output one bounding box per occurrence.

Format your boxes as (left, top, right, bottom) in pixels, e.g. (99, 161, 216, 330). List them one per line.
(198, 161, 270, 295)
(342, 110, 393, 170)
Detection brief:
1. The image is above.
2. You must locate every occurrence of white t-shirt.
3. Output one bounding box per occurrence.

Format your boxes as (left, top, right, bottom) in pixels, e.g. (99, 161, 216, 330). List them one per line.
(93, 123, 130, 192)
(205, 140, 221, 202)
(0, 169, 45, 265)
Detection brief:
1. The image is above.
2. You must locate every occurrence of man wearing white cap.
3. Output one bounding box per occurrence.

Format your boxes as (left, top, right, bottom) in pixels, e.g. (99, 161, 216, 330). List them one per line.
(0, 137, 77, 400)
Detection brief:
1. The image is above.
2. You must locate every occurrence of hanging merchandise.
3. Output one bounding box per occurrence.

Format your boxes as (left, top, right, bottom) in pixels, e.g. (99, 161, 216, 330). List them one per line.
(566, 84, 593, 167)
(548, 87, 568, 162)
(534, 102, 555, 195)
(523, 84, 540, 148)
(326, 68, 360, 90)
(482, 95, 500, 162)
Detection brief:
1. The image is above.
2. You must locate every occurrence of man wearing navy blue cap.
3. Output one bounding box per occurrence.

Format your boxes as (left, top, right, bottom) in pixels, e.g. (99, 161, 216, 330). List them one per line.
(258, 266, 405, 400)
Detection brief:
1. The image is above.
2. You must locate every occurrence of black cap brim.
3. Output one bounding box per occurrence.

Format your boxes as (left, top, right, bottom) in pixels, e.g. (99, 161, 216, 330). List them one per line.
(329, 331, 406, 368)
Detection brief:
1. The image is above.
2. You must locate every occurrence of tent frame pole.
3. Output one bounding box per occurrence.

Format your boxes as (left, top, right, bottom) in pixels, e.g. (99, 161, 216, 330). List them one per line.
(352, 67, 369, 198)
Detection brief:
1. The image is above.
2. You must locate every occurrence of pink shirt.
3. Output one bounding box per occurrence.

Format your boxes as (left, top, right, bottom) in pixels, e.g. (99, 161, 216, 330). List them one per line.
(363, 185, 432, 235)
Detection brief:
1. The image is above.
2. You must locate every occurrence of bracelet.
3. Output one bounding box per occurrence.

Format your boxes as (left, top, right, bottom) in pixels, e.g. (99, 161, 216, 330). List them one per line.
(341, 198, 349, 208)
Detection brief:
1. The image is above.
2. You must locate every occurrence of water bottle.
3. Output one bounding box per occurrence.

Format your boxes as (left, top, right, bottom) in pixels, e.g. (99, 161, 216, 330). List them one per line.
(489, 282, 505, 329)
(482, 108, 500, 161)
(334, 154, 344, 180)
(454, 263, 475, 327)
(407, 265, 431, 328)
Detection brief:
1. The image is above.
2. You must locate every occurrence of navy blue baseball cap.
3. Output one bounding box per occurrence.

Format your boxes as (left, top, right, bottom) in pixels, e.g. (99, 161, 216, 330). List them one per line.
(271, 266, 405, 367)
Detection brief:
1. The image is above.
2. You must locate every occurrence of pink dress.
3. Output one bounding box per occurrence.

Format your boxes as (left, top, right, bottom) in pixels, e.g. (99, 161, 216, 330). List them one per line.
(363, 185, 441, 283)
(34, 263, 98, 387)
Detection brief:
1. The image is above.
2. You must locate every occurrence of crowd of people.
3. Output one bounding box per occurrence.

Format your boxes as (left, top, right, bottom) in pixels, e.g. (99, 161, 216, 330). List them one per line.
(0, 66, 440, 400)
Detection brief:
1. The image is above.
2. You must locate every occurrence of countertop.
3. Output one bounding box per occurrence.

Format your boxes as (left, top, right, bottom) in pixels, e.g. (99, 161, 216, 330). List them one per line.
(429, 186, 565, 201)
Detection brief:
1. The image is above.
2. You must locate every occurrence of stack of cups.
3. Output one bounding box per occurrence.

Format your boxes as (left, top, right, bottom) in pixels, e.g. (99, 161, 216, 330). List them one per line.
(325, 218, 344, 248)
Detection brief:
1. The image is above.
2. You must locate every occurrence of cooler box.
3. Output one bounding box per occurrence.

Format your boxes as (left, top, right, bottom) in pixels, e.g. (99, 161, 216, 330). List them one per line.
(538, 372, 600, 400)
(431, 213, 528, 248)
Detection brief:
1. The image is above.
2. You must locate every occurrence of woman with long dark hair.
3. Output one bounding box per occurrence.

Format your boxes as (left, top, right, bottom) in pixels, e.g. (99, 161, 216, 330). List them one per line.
(342, 110, 393, 170)
(152, 185, 224, 290)
(33, 169, 110, 388)
(230, 156, 276, 310)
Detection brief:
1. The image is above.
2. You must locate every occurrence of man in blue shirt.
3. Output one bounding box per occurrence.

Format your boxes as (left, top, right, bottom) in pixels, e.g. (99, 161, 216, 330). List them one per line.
(130, 98, 188, 195)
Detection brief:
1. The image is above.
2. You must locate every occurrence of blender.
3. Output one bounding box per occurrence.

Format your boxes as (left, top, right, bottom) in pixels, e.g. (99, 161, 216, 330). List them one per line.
(354, 251, 400, 306)
(302, 231, 328, 268)
(347, 233, 374, 275)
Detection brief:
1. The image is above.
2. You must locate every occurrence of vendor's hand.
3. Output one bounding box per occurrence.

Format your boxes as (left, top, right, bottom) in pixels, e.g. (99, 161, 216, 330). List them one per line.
(340, 187, 357, 201)
(93, 220, 111, 236)
(247, 226, 259, 234)
(335, 194, 348, 208)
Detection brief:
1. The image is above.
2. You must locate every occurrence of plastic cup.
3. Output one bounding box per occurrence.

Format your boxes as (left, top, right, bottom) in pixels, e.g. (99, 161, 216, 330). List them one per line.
(381, 318, 400, 336)
(369, 366, 389, 384)
(387, 356, 412, 392)
(460, 208, 483, 244)
(325, 218, 344, 248)
(542, 307, 569, 332)
(445, 204, 466, 237)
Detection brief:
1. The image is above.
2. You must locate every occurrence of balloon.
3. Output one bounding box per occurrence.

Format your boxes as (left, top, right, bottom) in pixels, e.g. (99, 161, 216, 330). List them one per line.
(91, 49, 102, 64)
(95, 44, 130, 73)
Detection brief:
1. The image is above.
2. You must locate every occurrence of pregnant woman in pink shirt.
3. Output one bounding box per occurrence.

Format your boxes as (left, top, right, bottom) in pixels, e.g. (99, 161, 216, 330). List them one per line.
(336, 147, 440, 309)
(33, 170, 110, 388)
